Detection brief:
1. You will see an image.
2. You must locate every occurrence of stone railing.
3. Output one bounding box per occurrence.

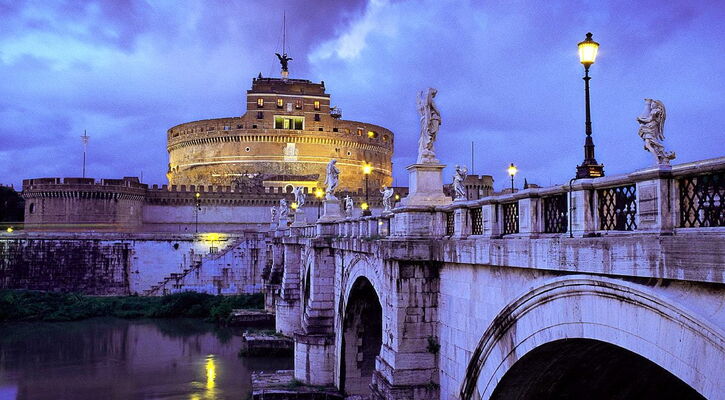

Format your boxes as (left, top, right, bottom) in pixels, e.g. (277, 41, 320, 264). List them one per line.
(275, 157, 724, 241)
(437, 156, 724, 238)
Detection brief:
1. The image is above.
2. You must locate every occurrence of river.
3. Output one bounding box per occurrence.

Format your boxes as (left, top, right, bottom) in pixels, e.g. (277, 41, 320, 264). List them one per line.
(0, 318, 292, 400)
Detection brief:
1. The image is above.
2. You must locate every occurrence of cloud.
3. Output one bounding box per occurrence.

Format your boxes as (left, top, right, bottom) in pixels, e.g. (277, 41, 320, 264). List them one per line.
(0, 0, 723, 192)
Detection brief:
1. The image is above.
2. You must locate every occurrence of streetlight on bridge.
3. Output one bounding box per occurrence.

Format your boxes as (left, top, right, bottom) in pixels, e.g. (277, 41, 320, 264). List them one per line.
(362, 163, 372, 216)
(315, 188, 324, 218)
(575, 32, 605, 179)
(507, 163, 518, 192)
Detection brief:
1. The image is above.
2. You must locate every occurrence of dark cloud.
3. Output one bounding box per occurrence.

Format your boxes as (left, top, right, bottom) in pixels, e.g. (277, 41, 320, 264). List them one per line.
(0, 0, 723, 191)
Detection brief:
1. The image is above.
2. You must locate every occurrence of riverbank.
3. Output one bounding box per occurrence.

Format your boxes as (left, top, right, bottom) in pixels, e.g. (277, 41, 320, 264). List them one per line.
(0, 289, 263, 322)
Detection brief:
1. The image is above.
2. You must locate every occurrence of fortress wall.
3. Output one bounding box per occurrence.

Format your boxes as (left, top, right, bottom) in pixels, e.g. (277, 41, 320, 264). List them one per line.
(0, 232, 270, 296)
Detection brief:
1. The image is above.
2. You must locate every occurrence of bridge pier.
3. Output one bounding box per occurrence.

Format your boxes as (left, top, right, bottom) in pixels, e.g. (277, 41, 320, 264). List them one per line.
(275, 241, 302, 336)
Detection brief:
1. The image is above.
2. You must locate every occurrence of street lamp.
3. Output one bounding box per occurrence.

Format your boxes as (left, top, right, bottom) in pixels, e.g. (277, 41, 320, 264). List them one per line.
(575, 32, 605, 179)
(362, 163, 372, 216)
(314, 188, 324, 218)
(361, 202, 369, 213)
(194, 192, 201, 233)
(507, 163, 518, 192)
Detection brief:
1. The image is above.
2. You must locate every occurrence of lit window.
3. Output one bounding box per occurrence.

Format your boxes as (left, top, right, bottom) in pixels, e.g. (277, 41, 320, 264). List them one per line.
(257, 98, 264, 107)
(367, 130, 377, 139)
(314, 100, 320, 110)
(382, 135, 388, 142)
(274, 116, 304, 130)
(277, 99, 283, 108)
(357, 128, 363, 136)
(295, 100, 303, 109)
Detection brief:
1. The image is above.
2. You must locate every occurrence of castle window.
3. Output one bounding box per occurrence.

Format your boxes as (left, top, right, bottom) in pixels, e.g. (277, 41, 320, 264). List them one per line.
(367, 130, 377, 139)
(295, 100, 303, 109)
(314, 113, 320, 121)
(333, 128, 338, 132)
(29, 203, 35, 214)
(256, 111, 264, 119)
(223, 125, 231, 131)
(314, 100, 320, 110)
(274, 116, 304, 130)
(277, 98, 284, 108)
(318, 127, 323, 131)
(236, 124, 243, 129)
(257, 98, 264, 108)
(245, 147, 251, 152)
(382, 135, 388, 142)
(252, 124, 258, 129)
(347, 151, 352, 156)
(357, 128, 363, 136)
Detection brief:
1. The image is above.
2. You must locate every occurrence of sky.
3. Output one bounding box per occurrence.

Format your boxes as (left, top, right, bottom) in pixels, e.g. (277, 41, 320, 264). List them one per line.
(1, 0, 723, 191)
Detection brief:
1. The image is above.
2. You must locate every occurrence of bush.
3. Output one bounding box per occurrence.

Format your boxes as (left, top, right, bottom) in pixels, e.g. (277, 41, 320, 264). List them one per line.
(0, 290, 263, 322)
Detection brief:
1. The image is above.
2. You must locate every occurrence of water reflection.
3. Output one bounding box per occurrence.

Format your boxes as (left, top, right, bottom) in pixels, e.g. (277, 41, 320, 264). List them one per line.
(0, 318, 292, 400)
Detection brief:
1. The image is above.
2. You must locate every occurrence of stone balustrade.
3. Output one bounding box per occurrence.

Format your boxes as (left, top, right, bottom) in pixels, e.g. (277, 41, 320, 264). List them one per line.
(274, 156, 724, 241)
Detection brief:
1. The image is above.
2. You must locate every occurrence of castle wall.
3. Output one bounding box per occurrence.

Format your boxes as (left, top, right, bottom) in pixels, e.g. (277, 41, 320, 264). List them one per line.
(0, 232, 270, 296)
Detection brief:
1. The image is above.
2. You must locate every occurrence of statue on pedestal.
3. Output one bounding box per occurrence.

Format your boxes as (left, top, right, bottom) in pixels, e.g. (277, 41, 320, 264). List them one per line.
(292, 186, 306, 209)
(275, 53, 293, 72)
(279, 199, 289, 219)
(344, 195, 353, 217)
(453, 165, 468, 201)
(324, 159, 340, 200)
(417, 88, 441, 164)
(380, 187, 394, 212)
(270, 206, 278, 223)
(637, 98, 675, 165)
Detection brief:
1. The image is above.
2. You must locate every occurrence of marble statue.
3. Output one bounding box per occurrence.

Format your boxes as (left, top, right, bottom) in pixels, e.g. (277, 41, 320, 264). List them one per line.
(270, 206, 278, 223)
(380, 186, 394, 212)
(417, 88, 441, 164)
(293, 186, 306, 209)
(279, 199, 289, 219)
(637, 98, 675, 165)
(453, 165, 468, 201)
(324, 159, 340, 200)
(344, 195, 353, 217)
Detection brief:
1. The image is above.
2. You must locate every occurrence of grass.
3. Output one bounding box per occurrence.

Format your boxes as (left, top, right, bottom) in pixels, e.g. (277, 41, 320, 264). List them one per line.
(0, 290, 263, 323)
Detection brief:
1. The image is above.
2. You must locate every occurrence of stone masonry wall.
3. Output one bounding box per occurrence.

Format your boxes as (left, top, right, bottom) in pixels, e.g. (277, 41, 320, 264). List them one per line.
(0, 238, 130, 295)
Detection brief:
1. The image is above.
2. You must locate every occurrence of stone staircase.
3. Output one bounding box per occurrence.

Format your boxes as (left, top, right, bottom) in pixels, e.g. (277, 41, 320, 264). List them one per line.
(143, 236, 247, 296)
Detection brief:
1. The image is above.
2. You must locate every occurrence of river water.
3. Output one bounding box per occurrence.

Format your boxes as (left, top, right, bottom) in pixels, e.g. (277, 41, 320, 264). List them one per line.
(0, 318, 292, 400)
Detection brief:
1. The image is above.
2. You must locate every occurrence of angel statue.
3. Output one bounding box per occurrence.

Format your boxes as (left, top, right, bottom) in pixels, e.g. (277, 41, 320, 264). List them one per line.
(270, 206, 278, 223)
(417, 88, 441, 164)
(380, 186, 394, 212)
(637, 98, 675, 165)
(324, 159, 340, 200)
(292, 186, 306, 209)
(453, 165, 468, 201)
(275, 52, 293, 72)
(279, 198, 289, 219)
(344, 195, 354, 217)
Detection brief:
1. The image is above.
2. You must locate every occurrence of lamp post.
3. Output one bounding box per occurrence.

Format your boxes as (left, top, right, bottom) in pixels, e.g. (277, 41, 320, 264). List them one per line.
(194, 192, 201, 233)
(575, 32, 604, 179)
(314, 188, 324, 218)
(507, 163, 518, 192)
(362, 163, 372, 216)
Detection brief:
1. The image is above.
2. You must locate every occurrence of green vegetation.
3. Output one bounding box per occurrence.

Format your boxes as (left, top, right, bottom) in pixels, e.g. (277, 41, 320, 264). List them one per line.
(0, 290, 263, 323)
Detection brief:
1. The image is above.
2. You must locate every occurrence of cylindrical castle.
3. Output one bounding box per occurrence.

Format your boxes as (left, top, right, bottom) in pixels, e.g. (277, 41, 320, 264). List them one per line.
(166, 76, 394, 192)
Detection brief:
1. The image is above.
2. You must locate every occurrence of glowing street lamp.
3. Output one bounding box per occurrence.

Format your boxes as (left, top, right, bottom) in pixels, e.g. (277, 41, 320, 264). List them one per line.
(194, 192, 201, 233)
(362, 163, 372, 216)
(576, 32, 604, 179)
(361, 202, 369, 212)
(6, 227, 13, 233)
(507, 163, 518, 192)
(314, 188, 324, 218)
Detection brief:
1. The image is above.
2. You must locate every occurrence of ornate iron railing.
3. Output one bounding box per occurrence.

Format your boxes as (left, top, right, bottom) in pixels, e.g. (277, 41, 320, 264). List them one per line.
(598, 184, 637, 231)
(446, 211, 455, 236)
(679, 172, 724, 227)
(502, 202, 519, 235)
(470, 208, 483, 235)
(543, 194, 568, 233)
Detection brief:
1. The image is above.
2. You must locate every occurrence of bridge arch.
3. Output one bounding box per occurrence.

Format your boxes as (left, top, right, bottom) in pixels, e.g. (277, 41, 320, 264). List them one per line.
(460, 276, 724, 400)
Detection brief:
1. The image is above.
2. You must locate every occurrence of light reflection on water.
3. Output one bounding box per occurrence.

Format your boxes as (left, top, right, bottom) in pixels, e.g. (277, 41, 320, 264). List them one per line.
(0, 318, 291, 400)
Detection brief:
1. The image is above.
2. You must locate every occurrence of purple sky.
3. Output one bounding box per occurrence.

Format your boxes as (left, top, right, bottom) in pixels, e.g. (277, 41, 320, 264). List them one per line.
(1, 0, 723, 191)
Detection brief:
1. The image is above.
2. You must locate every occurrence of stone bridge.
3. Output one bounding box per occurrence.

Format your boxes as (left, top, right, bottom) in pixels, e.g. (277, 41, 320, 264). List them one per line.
(265, 157, 725, 400)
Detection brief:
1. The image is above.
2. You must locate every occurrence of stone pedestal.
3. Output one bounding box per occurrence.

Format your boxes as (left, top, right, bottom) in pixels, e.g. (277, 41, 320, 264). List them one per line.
(318, 199, 342, 222)
(401, 163, 450, 207)
(633, 165, 674, 233)
(291, 210, 307, 227)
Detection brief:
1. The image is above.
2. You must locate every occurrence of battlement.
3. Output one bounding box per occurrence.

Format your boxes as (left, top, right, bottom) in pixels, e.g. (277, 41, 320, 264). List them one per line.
(250, 76, 328, 96)
(23, 176, 148, 190)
